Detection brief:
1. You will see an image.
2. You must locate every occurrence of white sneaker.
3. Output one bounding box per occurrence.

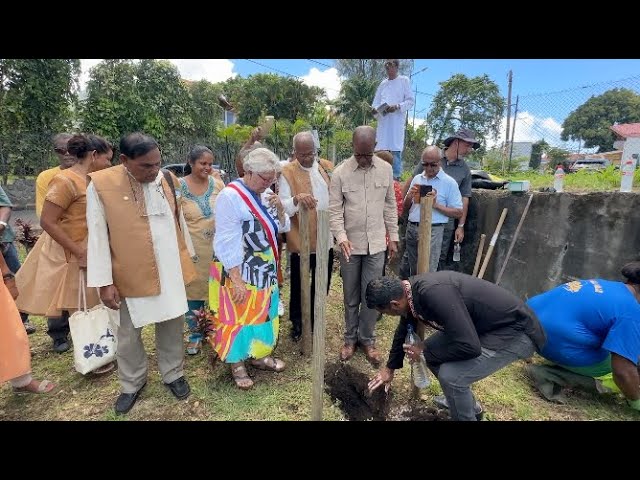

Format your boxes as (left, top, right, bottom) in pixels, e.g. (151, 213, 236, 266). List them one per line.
(278, 299, 285, 316)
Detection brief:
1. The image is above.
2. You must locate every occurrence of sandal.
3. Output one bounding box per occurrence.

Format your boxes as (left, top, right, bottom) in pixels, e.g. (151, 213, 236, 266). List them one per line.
(186, 341, 201, 356)
(250, 356, 286, 373)
(92, 362, 116, 375)
(231, 363, 254, 390)
(13, 379, 56, 395)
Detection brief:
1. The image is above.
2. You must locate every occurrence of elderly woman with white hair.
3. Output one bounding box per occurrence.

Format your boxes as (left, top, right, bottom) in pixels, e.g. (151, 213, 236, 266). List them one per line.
(209, 147, 290, 390)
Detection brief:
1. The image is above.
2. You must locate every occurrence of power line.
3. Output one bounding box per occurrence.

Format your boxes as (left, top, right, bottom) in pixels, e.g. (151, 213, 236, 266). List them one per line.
(243, 59, 341, 95)
(520, 74, 640, 98)
(306, 59, 333, 69)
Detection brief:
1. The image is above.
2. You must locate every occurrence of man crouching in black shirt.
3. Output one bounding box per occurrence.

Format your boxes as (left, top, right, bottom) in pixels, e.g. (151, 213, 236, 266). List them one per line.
(366, 272, 546, 421)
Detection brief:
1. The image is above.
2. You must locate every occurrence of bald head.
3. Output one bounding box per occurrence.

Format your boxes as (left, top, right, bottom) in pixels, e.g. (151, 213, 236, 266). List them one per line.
(421, 145, 442, 178)
(293, 131, 316, 168)
(353, 126, 377, 169)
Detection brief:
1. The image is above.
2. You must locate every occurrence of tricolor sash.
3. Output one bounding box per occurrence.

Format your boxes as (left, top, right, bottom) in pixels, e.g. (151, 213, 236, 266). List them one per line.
(227, 180, 279, 263)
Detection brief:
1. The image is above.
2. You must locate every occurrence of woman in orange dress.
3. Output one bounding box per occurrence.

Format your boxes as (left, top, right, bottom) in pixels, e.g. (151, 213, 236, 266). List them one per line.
(1, 248, 56, 394)
(16, 134, 113, 357)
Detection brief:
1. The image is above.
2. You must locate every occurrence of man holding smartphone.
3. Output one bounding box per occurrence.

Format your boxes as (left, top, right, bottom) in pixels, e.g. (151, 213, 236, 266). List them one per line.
(399, 146, 463, 277)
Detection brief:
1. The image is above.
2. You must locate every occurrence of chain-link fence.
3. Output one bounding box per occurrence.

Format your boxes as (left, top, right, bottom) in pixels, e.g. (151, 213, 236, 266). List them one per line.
(515, 75, 640, 153)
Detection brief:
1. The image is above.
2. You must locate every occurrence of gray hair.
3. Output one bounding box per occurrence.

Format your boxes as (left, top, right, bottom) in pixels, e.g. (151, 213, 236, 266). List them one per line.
(293, 131, 316, 152)
(243, 147, 282, 175)
(422, 145, 442, 158)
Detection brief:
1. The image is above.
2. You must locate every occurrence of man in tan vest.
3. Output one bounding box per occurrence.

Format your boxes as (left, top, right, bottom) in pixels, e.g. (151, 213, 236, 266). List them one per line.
(86, 132, 197, 415)
(279, 131, 334, 341)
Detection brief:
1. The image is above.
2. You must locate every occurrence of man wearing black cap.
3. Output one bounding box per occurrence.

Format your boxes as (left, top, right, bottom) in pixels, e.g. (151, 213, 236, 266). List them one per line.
(407, 128, 478, 271)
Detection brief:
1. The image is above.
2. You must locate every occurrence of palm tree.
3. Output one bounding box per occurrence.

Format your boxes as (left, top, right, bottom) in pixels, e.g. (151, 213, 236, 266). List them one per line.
(337, 77, 379, 128)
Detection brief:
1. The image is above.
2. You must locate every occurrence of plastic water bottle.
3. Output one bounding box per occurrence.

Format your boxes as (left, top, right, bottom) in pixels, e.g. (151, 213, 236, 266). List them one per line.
(453, 243, 461, 262)
(405, 324, 430, 388)
(620, 159, 635, 192)
(553, 165, 565, 192)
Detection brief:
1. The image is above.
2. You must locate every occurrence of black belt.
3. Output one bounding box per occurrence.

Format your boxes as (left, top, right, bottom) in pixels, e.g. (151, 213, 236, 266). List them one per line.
(408, 221, 446, 226)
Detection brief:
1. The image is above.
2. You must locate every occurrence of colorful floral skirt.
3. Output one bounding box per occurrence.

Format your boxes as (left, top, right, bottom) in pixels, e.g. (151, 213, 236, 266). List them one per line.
(208, 260, 280, 363)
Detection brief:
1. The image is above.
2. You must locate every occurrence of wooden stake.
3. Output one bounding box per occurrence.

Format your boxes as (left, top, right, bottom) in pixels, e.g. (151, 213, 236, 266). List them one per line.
(478, 208, 508, 280)
(472, 234, 486, 277)
(311, 211, 329, 421)
(413, 195, 433, 398)
(496, 194, 534, 285)
(299, 206, 312, 355)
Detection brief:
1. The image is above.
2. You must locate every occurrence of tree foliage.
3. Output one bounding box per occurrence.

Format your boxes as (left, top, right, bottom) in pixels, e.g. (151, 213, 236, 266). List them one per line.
(427, 74, 505, 148)
(334, 59, 414, 81)
(561, 88, 640, 152)
(0, 59, 79, 179)
(81, 59, 194, 145)
(220, 74, 323, 126)
(337, 76, 379, 128)
(529, 139, 549, 169)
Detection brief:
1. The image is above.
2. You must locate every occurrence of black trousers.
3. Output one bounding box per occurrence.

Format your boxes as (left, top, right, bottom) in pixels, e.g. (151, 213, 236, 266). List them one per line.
(289, 248, 334, 332)
(47, 310, 70, 342)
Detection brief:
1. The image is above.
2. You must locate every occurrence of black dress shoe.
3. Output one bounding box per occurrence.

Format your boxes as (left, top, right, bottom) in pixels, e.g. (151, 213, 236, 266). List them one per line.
(165, 376, 190, 400)
(53, 338, 70, 353)
(114, 383, 146, 415)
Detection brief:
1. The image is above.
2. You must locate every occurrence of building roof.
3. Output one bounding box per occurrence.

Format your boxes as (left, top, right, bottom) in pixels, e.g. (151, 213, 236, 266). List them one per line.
(610, 123, 640, 139)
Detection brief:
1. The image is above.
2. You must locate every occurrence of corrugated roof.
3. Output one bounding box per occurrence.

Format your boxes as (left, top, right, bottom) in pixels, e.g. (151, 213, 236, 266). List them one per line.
(610, 123, 640, 138)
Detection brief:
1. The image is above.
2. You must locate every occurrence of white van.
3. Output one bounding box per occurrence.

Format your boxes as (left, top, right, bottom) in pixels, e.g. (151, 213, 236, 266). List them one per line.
(569, 157, 611, 173)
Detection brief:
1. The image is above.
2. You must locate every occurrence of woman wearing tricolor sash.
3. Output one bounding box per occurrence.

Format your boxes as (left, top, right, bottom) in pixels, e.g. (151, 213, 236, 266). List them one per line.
(209, 147, 290, 390)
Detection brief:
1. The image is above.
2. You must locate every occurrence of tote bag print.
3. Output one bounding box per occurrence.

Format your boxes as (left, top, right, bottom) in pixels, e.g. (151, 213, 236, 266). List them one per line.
(69, 274, 118, 374)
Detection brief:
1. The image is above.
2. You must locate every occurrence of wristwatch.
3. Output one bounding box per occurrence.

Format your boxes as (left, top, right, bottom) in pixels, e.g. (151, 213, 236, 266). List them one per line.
(457, 223, 465, 228)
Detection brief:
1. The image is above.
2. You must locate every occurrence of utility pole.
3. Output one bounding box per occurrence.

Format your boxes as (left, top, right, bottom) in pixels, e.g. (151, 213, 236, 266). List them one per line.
(507, 95, 519, 172)
(504, 70, 513, 170)
(412, 85, 418, 128)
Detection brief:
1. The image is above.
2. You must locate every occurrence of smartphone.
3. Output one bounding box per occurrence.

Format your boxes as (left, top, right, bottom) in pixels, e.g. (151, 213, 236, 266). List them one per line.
(419, 184, 433, 197)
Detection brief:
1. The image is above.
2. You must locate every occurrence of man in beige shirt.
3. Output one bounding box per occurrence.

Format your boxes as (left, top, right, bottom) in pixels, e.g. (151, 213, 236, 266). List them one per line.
(329, 126, 399, 366)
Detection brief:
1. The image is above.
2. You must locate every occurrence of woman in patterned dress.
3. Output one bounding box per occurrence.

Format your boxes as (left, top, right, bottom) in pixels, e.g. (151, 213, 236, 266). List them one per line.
(209, 147, 290, 390)
(178, 146, 224, 355)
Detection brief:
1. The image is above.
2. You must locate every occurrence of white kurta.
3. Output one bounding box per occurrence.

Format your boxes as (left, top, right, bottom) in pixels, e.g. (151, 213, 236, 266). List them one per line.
(278, 161, 333, 251)
(86, 173, 189, 328)
(372, 75, 415, 151)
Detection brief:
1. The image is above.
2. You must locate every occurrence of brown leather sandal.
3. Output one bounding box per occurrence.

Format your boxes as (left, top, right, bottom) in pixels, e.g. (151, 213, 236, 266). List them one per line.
(231, 363, 254, 390)
(250, 356, 285, 372)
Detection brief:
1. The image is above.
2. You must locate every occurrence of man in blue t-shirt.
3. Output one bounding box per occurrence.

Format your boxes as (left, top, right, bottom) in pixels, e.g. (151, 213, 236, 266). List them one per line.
(526, 263, 640, 412)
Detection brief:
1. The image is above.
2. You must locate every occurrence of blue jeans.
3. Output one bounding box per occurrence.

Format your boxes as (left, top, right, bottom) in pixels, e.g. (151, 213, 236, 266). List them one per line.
(185, 300, 205, 345)
(391, 151, 402, 179)
(1, 242, 29, 323)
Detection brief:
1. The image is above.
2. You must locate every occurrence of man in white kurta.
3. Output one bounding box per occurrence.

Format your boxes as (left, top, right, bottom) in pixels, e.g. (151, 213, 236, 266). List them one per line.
(371, 59, 415, 181)
(86, 171, 191, 413)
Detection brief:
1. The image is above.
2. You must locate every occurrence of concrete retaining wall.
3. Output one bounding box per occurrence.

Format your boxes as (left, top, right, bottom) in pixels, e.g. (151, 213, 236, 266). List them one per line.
(461, 190, 640, 299)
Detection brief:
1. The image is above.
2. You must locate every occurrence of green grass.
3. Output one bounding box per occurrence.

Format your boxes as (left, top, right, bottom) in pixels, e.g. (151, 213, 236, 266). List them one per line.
(488, 165, 640, 192)
(2, 249, 638, 421)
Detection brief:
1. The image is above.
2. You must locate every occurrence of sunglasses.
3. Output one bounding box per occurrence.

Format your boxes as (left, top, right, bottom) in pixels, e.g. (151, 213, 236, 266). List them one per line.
(421, 162, 439, 167)
(354, 153, 374, 159)
(54, 147, 69, 154)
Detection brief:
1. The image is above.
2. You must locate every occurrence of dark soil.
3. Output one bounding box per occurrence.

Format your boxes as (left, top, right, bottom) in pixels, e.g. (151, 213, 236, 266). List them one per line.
(324, 362, 450, 421)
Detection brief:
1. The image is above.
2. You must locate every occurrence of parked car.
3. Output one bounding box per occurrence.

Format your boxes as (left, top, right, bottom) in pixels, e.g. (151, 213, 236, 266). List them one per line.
(163, 163, 229, 183)
(471, 170, 508, 190)
(569, 158, 610, 173)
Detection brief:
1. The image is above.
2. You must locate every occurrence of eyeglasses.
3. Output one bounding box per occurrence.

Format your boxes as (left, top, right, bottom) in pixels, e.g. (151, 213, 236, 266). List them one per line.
(421, 162, 439, 167)
(295, 151, 316, 159)
(354, 153, 374, 159)
(54, 147, 68, 155)
(252, 171, 276, 184)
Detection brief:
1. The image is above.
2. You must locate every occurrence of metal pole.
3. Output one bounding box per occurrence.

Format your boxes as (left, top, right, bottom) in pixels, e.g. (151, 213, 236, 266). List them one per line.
(503, 70, 513, 171)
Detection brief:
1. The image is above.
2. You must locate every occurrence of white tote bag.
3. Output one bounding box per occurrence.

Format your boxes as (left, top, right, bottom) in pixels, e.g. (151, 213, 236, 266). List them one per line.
(68, 272, 119, 375)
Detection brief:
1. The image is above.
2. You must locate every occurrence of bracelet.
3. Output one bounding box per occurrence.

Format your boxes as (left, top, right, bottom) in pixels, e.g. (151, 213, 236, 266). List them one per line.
(457, 223, 465, 228)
